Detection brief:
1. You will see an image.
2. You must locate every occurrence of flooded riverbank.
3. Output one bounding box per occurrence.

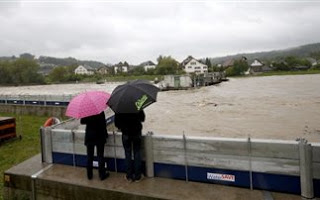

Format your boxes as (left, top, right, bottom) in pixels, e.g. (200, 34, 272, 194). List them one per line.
(144, 74, 320, 142)
(1, 74, 320, 142)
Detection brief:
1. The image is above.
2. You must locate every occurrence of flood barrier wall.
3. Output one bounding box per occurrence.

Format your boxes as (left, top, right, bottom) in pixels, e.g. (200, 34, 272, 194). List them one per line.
(41, 119, 320, 199)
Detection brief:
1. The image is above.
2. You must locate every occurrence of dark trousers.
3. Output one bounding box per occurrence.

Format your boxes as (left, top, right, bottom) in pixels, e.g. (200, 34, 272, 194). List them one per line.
(122, 133, 142, 180)
(86, 143, 106, 177)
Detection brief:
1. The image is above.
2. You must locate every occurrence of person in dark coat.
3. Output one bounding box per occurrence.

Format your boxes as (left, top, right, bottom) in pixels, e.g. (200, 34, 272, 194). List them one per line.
(80, 111, 109, 180)
(114, 110, 145, 182)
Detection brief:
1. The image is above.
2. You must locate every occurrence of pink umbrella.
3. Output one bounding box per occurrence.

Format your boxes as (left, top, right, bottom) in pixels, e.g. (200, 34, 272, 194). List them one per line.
(66, 91, 111, 119)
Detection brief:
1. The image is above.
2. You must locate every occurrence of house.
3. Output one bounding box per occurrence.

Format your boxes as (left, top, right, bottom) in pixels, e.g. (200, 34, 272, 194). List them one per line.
(140, 61, 156, 71)
(74, 65, 95, 75)
(114, 62, 129, 74)
(222, 56, 247, 68)
(246, 59, 272, 75)
(248, 59, 264, 74)
(97, 66, 110, 75)
(181, 56, 208, 74)
(306, 58, 318, 66)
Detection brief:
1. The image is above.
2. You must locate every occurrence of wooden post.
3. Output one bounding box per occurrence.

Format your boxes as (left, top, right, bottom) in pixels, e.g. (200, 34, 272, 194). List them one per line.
(299, 138, 314, 199)
(145, 131, 154, 177)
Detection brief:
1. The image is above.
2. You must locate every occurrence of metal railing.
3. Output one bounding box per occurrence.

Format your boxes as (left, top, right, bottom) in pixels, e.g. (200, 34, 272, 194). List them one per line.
(0, 94, 74, 106)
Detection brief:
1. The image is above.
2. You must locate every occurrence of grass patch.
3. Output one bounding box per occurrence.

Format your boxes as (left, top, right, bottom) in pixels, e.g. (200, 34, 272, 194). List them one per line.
(0, 113, 48, 200)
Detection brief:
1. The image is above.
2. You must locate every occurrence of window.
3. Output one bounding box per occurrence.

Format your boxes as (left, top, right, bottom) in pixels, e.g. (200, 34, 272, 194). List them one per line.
(190, 62, 196, 65)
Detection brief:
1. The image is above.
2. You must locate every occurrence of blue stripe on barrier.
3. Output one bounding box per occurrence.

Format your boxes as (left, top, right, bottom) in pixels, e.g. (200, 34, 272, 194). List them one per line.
(154, 163, 250, 187)
(106, 115, 114, 126)
(154, 163, 186, 180)
(52, 152, 304, 195)
(7, 100, 23, 104)
(52, 152, 128, 173)
(25, 101, 45, 105)
(188, 166, 250, 188)
(252, 172, 300, 194)
(314, 179, 320, 197)
(46, 101, 69, 106)
(52, 152, 74, 166)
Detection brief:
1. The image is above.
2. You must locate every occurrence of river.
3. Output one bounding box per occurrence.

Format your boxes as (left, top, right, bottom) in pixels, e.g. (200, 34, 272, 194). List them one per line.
(1, 74, 320, 142)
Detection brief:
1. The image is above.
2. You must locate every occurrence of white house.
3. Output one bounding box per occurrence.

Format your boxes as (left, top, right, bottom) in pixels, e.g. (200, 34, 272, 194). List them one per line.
(250, 59, 264, 67)
(140, 61, 156, 71)
(181, 56, 208, 74)
(74, 65, 95, 75)
(114, 66, 128, 74)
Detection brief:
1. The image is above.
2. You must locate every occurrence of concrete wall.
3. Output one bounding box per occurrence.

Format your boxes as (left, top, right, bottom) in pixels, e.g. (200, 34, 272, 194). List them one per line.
(0, 104, 67, 118)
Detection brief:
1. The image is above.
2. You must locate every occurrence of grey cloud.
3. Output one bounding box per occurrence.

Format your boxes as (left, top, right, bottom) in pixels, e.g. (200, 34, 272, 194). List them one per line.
(1, 1, 320, 64)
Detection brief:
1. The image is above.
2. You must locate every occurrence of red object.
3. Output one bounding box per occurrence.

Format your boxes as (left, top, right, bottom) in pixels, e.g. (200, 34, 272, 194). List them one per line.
(0, 117, 16, 140)
(43, 117, 60, 127)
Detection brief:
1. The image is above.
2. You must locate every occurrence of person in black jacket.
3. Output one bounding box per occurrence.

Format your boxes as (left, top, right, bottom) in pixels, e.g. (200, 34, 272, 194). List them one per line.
(80, 111, 109, 180)
(114, 110, 145, 182)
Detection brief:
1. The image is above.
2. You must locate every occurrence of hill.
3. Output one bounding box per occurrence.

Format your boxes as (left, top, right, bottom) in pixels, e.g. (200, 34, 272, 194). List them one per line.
(209, 42, 320, 64)
(38, 56, 106, 68)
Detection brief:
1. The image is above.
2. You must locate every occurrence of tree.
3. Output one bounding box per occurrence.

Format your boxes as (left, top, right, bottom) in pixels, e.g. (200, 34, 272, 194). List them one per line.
(0, 61, 13, 84)
(205, 58, 212, 69)
(130, 66, 145, 75)
(273, 61, 290, 71)
(155, 55, 180, 75)
(226, 60, 249, 76)
(19, 53, 35, 60)
(0, 58, 44, 85)
(48, 66, 68, 82)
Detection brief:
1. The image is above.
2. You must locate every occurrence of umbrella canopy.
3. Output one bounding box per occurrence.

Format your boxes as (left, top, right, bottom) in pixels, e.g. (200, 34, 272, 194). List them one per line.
(107, 79, 160, 113)
(66, 91, 110, 119)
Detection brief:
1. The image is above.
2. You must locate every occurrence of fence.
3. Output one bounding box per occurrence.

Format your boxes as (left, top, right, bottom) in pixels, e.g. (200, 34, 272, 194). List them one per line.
(0, 94, 73, 107)
(40, 118, 320, 199)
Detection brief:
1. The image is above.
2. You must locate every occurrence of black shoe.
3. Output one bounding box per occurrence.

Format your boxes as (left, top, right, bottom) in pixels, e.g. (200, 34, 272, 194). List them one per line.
(134, 175, 143, 182)
(124, 175, 133, 182)
(99, 171, 110, 181)
(87, 171, 93, 180)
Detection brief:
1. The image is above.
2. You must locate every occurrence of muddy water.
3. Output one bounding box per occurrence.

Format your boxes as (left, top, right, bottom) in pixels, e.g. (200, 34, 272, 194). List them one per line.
(144, 74, 320, 142)
(1, 74, 320, 142)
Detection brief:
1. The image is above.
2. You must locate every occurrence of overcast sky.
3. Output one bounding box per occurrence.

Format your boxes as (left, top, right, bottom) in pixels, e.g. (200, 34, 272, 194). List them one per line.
(1, 0, 320, 65)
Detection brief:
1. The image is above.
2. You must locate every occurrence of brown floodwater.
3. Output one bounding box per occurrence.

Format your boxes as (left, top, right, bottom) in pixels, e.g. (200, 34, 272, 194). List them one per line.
(144, 74, 320, 142)
(1, 74, 319, 142)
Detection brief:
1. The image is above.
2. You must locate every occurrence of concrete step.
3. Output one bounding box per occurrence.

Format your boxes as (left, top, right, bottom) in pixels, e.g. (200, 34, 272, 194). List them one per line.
(3, 154, 302, 200)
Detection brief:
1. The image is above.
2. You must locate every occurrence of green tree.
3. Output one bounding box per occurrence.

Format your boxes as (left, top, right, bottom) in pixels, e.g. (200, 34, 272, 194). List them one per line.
(155, 55, 180, 75)
(130, 66, 145, 76)
(273, 61, 290, 71)
(226, 60, 249, 76)
(19, 53, 35, 60)
(0, 61, 13, 84)
(10, 58, 44, 84)
(310, 51, 320, 60)
(48, 66, 68, 82)
(205, 58, 212, 69)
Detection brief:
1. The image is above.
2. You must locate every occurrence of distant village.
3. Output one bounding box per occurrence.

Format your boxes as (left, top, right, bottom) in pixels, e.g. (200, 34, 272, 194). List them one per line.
(1, 42, 320, 87)
(39, 55, 318, 77)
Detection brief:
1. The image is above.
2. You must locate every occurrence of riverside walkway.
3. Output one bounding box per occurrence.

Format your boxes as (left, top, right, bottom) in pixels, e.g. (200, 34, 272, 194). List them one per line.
(3, 155, 302, 200)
